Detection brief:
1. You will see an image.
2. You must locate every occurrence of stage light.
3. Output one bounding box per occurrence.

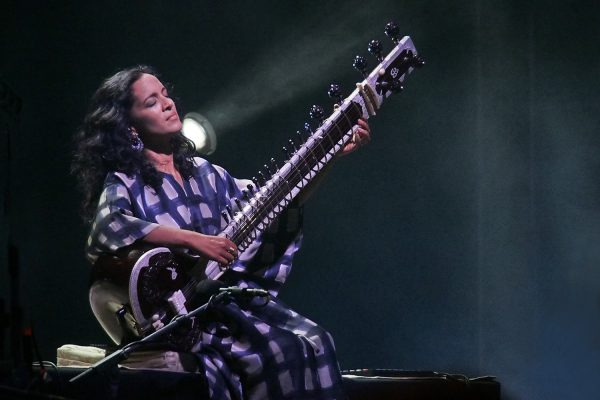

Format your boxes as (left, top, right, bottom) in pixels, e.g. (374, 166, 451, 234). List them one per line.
(182, 112, 217, 155)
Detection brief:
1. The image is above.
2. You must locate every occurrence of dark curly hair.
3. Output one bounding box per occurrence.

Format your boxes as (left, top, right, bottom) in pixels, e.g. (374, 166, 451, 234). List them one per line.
(72, 65, 196, 222)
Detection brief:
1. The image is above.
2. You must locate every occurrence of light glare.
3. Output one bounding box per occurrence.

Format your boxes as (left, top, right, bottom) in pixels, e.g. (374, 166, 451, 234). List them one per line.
(182, 112, 216, 155)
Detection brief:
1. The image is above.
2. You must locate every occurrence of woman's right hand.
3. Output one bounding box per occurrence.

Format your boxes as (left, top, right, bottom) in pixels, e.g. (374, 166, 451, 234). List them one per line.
(186, 232, 239, 265)
(143, 226, 238, 266)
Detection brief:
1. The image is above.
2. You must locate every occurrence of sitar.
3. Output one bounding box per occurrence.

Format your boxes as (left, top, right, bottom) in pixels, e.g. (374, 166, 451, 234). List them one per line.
(89, 22, 423, 348)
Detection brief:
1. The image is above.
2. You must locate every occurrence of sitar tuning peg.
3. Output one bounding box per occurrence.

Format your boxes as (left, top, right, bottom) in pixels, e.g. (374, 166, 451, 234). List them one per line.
(412, 56, 426, 68)
(375, 76, 403, 96)
(264, 163, 273, 175)
(270, 157, 279, 170)
(353, 55, 368, 78)
(252, 176, 260, 187)
(390, 79, 404, 93)
(309, 105, 325, 125)
(400, 49, 414, 64)
(368, 40, 384, 62)
(303, 122, 313, 135)
(221, 211, 230, 223)
(376, 79, 404, 95)
(258, 171, 267, 184)
(384, 21, 401, 44)
(246, 183, 255, 193)
(242, 189, 250, 201)
(282, 146, 293, 159)
(328, 84, 343, 106)
(234, 197, 243, 211)
(399, 49, 425, 69)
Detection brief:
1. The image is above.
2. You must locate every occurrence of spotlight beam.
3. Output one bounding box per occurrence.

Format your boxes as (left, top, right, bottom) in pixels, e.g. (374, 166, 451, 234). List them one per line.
(200, 13, 372, 134)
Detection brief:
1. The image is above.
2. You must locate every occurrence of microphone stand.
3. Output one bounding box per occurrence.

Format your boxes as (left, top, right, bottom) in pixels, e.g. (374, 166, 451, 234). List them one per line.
(70, 291, 232, 384)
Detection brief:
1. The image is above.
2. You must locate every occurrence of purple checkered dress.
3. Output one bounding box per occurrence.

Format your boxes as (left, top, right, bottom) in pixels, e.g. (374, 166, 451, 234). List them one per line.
(86, 157, 346, 400)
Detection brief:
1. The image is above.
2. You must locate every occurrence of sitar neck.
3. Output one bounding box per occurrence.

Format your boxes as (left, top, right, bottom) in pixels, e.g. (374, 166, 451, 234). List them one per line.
(229, 100, 363, 249)
(205, 34, 421, 280)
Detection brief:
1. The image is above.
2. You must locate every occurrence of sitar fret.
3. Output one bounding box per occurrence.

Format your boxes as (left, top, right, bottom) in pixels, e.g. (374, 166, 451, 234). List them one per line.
(229, 102, 363, 249)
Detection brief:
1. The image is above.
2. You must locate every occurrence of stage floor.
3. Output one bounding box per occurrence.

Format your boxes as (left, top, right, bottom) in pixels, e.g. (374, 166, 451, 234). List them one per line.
(2, 367, 500, 400)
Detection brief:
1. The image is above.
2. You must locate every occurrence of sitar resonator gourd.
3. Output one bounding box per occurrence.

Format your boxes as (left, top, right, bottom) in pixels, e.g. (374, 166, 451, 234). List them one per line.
(89, 22, 424, 348)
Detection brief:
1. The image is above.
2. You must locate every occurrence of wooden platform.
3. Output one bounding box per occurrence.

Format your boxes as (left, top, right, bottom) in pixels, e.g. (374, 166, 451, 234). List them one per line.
(2, 367, 500, 399)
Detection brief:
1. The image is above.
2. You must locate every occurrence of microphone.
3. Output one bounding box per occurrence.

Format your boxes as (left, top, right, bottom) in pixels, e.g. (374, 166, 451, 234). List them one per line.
(195, 279, 226, 296)
(218, 286, 270, 299)
(188, 280, 270, 308)
(187, 279, 227, 309)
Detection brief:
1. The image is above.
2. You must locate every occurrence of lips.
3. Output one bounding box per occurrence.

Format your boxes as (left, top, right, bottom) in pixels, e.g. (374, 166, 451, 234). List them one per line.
(166, 113, 179, 121)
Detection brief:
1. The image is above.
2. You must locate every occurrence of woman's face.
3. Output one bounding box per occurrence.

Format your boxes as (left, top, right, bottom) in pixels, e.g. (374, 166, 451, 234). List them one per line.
(129, 73, 182, 138)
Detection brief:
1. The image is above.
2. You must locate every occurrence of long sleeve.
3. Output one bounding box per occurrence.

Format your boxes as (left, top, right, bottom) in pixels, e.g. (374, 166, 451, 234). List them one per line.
(85, 175, 160, 263)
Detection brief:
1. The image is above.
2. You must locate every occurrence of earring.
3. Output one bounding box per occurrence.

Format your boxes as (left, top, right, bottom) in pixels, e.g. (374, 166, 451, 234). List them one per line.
(129, 128, 144, 152)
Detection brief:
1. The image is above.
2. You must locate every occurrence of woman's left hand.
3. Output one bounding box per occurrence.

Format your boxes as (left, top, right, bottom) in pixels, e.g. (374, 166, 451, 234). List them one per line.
(339, 118, 371, 156)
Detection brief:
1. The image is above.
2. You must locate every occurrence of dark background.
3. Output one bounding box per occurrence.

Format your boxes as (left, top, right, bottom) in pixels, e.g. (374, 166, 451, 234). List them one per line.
(2, 1, 600, 399)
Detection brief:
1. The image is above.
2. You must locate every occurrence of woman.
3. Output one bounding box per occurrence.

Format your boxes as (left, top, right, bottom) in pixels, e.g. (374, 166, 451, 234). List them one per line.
(72, 65, 370, 400)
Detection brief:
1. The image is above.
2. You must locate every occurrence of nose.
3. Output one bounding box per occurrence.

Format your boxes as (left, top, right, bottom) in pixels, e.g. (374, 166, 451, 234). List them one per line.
(161, 95, 174, 110)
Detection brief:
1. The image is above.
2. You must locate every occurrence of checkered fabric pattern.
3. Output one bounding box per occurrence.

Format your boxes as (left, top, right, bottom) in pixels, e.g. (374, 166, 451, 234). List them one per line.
(86, 157, 346, 400)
